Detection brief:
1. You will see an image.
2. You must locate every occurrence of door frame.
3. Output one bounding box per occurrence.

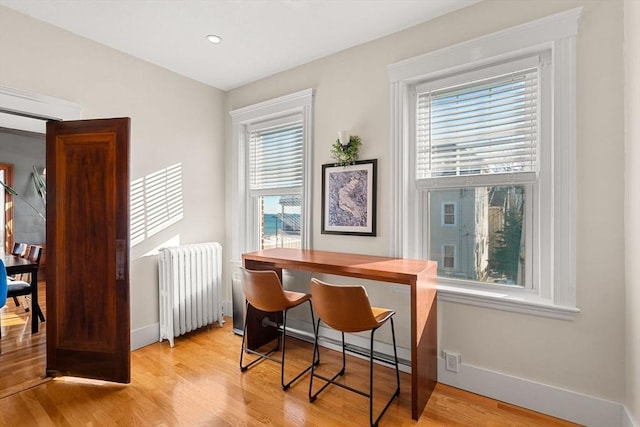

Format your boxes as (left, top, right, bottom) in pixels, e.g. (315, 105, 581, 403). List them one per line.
(0, 163, 15, 254)
(0, 86, 80, 253)
(0, 85, 82, 133)
(0, 85, 82, 380)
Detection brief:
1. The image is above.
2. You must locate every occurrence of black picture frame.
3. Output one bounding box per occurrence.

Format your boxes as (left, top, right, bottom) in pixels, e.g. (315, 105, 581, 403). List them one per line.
(321, 159, 377, 236)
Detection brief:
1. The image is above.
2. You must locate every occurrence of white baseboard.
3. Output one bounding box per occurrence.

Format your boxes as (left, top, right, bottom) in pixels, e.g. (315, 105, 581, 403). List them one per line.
(133, 300, 233, 351)
(438, 358, 626, 427)
(131, 322, 160, 350)
(623, 406, 639, 427)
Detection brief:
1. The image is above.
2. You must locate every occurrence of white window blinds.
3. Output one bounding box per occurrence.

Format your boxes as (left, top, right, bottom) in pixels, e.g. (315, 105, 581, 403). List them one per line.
(416, 67, 538, 180)
(248, 116, 303, 192)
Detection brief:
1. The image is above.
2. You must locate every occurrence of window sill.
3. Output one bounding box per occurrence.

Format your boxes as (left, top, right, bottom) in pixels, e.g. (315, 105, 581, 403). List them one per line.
(437, 284, 580, 320)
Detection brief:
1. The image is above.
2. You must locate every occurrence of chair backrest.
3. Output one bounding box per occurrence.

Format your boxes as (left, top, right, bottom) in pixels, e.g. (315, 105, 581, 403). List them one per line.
(0, 258, 7, 308)
(310, 278, 379, 333)
(24, 245, 42, 265)
(241, 268, 290, 312)
(11, 242, 27, 257)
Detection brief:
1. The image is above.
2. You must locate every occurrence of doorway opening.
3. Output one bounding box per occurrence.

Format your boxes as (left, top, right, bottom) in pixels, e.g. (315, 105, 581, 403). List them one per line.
(0, 85, 81, 398)
(0, 128, 46, 253)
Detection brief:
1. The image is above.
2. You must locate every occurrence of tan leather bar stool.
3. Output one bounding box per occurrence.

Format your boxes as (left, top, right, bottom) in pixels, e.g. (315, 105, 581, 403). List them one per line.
(308, 278, 400, 427)
(239, 268, 318, 390)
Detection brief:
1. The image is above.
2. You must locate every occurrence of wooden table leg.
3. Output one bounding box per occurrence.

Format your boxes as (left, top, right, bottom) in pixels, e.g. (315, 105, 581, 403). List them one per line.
(31, 267, 39, 333)
(412, 263, 438, 420)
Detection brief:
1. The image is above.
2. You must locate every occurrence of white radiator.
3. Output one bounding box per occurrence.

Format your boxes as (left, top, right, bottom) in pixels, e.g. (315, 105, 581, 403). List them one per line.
(158, 242, 224, 347)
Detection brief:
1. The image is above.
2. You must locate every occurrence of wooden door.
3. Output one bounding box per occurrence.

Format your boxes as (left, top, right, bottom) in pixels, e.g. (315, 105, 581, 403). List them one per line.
(46, 118, 130, 383)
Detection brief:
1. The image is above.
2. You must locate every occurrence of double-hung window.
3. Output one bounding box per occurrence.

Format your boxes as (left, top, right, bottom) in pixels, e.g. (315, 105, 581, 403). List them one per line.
(248, 117, 304, 250)
(231, 89, 313, 260)
(388, 8, 581, 318)
(417, 58, 540, 287)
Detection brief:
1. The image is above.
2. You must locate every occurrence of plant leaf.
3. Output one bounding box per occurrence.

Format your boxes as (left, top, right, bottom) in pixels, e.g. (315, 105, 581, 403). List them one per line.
(0, 180, 19, 196)
(31, 166, 46, 200)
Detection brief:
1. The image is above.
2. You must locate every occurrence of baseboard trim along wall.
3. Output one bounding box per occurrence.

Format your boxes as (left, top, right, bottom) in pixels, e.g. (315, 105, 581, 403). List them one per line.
(131, 323, 161, 351)
(438, 358, 627, 427)
(132, 300, 234, 351)
(622, 406, 638, 427)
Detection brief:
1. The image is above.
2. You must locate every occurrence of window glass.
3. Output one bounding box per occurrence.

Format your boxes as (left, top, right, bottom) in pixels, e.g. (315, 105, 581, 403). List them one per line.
(249, 119, 303, 192)
(260, 195, 301, 249)
(416, 68, 538, 181)
(429, 186, 527, 286)
(443, 202, 456, 226)
(249, 117, 304, 250)
(443, 244, 455, 269)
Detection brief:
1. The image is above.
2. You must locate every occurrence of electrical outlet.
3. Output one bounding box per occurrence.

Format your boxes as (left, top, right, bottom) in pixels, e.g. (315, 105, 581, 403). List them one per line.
(444, 351, 461, 373)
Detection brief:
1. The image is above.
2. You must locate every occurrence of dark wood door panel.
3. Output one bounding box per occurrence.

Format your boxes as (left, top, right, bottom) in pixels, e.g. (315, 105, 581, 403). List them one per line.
(46, 118, 130, 383)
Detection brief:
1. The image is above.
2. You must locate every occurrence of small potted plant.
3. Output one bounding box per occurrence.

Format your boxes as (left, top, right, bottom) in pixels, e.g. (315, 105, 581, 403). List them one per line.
(331, 132, 362, 166)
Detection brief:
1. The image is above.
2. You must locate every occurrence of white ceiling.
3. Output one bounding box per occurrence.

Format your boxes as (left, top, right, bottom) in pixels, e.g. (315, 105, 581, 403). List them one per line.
(0, 0, 479, 91)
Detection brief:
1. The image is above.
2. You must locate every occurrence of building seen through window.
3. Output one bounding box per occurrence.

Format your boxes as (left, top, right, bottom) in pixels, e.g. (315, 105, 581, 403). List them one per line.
(429, 186, 526, 286)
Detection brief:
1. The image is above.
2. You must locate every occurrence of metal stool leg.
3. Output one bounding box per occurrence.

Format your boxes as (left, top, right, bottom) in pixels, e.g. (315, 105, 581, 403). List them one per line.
(239, 301, 279, 372)
(240, 299, 316, 391)
(309, 319, 401, 427)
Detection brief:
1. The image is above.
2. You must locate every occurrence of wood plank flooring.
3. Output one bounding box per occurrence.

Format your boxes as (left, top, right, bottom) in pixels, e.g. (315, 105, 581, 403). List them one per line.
(0, 281, 48, 400)
(0, 285, 581, 426)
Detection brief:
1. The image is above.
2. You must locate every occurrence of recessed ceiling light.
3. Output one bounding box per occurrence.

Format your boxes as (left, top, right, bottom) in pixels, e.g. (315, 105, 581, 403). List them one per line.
(206, 34, 222, 44)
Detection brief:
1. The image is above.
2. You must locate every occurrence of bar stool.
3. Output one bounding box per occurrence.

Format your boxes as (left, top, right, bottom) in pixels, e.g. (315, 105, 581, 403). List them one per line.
(308, 278, 400, 427)
(239, 268, 318, 390)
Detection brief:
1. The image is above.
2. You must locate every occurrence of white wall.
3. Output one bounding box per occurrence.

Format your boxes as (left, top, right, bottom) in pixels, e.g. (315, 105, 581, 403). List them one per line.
(0, 6, 227, 340)
(624, 0, 640, 424)
(0, 129, 46, 244)
(227, 0, 627, 419)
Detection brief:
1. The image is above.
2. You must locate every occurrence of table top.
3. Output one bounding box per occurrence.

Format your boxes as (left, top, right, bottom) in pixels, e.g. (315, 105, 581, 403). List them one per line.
(3, 254, 38, 272)
(242, 248, 436, 285)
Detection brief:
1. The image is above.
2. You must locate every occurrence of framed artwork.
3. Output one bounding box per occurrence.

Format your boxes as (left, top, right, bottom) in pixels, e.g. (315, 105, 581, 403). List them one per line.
(321, 159, 377, 236)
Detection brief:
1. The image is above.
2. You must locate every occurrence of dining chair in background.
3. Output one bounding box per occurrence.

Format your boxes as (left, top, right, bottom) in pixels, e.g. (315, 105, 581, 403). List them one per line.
(308, 278, 401, 427)
(0, 258, 8, 348)
(239, 268, 318, 390)
(11, 242, 28, 257)
(9, 242, 30, 307)
(7, 245, 45, 323)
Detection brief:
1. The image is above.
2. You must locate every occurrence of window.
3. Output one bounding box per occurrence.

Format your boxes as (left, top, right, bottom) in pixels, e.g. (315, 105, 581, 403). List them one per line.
(419, 58, 539, 288)
(231, 89, 313, 259)
(388, 8, 581, 319)
(442, 202, 456, 226)
(443, 244, 455, 269)
(249, 118, 303, 250)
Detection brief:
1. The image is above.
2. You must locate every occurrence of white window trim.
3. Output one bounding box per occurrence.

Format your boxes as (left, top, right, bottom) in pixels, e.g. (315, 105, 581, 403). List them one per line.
(387, 8, 581, 320)
(230, 89, 314, 263)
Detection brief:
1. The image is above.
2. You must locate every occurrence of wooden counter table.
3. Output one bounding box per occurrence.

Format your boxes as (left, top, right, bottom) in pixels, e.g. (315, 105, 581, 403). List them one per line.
(242, 248, 437, 421)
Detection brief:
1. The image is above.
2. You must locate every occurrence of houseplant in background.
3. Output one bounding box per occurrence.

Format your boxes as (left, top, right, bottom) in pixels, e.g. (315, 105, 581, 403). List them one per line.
(0, 166, 46, 222)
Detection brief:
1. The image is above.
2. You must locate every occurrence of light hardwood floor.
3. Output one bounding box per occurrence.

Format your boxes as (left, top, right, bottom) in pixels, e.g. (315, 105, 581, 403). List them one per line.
(0, 281, 48, 400)
(0, 286, 581, 426)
